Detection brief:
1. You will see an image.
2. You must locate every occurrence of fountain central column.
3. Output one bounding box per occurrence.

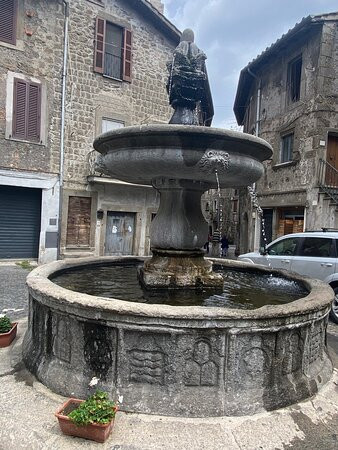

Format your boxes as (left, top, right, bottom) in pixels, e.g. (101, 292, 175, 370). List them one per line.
(139, 177, 224, 289)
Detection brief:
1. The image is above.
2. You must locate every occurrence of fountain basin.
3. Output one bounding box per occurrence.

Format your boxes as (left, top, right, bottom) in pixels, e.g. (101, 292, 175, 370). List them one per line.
(93, 125, 272, 187)
(23, 257, 333, 417)
(93, 125, 273, 289)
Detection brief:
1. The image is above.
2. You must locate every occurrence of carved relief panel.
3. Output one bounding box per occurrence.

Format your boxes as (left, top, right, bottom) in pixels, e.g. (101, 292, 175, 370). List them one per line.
(276, 328, 306, 376)
(227, 333, 275, 390)
(83, 322, 117, 381)
(173, 333, 225, 389)
(120, 331, 171, 386)
(53, 316, 72, 363)
(304, 319, 326, 377)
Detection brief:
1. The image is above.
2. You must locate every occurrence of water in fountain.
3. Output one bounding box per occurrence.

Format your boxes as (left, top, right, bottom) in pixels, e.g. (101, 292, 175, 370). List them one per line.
(247, 184, 272, 271)
(52, 262, 308, 308)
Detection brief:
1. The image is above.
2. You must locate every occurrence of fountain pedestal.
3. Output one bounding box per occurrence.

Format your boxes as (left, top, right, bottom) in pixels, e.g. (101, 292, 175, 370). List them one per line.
(140, 249, 223, 289)
(139, 177, 223, 289)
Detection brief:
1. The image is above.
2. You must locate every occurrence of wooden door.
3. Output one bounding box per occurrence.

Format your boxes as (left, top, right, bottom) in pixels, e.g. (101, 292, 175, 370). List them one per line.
(66, 196, 91, 247)
(326, 135, 338, 186)
(105, 212, 135, 255)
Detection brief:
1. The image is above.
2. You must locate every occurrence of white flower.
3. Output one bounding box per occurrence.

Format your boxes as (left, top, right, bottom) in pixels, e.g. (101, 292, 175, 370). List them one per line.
(118, 395, 123, 404)
(89, 376, 99, 387)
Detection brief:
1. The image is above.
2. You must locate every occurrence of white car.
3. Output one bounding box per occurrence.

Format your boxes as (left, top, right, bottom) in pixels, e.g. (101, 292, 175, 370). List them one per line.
(238, 231, 338, 323)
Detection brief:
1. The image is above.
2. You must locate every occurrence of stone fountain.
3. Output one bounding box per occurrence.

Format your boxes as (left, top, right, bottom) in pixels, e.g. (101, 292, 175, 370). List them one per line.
(94, 29, 271, 290)
(22, 30, 333, 417)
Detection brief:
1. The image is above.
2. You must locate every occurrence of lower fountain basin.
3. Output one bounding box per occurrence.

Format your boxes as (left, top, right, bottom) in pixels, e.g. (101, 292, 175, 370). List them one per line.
(23, 256, 333, 417)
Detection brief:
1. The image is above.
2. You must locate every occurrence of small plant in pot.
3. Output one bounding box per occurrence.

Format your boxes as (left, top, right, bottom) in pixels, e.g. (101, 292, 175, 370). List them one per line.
(55, 390, 118, 443)
(0, 315, 17, 348)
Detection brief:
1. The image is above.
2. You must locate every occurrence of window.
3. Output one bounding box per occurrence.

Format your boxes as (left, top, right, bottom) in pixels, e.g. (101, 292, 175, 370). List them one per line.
(232, 199, 238, 213)
(267, 237, 299, 256)
(102, 118, 124, 133)
(12, 78, 41, 142)
(0, 0, 17, 45)
(66, 197, 92, 247)
(288, 56, 302, 103)
(280, 133, 294, 163)
(299, 238, 334, 258)
(94, 18, 132, 81)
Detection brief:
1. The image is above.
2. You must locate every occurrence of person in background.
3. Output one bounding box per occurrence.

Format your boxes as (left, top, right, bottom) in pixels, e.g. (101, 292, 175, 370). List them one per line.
(203, 232, 212, 254)
(211, 228, 221, 257)
(221, 234, 229, 257)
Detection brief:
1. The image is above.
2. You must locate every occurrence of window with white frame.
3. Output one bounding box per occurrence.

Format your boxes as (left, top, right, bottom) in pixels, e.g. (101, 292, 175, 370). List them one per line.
(101, 118, 124, 133)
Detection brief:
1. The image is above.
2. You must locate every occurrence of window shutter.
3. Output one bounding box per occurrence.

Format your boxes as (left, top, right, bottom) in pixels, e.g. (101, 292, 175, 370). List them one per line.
(94, 17, 105, 74)
(27, 83, 41, 142)
(13, 79, 27, 139)
(122, 29, 132, 82)
(0, 0, 17, 45)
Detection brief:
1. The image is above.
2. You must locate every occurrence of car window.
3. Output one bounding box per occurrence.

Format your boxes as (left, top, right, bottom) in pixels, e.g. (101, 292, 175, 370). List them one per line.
(299, 237, 333, 258)
(267, 237, 299, 256)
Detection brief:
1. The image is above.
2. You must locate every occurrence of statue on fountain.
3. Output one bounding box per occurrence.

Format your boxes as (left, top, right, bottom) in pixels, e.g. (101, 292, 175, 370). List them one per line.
(167, 28, 207, 125)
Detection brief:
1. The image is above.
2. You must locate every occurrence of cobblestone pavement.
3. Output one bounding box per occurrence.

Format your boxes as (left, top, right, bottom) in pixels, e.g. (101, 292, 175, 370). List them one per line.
(0, 263, 35, 320)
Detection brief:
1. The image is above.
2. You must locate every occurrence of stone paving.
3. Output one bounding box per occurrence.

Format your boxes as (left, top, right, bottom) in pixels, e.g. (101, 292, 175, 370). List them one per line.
(1, 263, 338, 449)
(0, 262, 35, 320)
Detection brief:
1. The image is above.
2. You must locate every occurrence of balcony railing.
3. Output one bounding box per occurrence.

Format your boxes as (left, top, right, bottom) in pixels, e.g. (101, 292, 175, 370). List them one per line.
(318, 158, 338, 204)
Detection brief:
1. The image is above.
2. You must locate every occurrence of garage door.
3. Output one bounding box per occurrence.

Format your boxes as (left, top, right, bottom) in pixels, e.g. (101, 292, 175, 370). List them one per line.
(0, 185, 42, 259)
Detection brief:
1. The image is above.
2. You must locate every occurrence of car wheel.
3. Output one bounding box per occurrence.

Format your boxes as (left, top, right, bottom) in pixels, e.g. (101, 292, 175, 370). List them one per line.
(329, 287, 338, 324)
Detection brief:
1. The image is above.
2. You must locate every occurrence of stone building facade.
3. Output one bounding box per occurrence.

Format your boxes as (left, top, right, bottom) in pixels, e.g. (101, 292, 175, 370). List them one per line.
(0, 0, 64, 263)
(233, 13, 338, 253)
(0, 0, 183, 262)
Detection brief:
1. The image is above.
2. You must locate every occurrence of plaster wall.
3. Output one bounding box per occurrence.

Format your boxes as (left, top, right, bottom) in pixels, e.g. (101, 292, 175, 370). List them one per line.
(0, 169, 59, 264)
(94, 182, 159, 256)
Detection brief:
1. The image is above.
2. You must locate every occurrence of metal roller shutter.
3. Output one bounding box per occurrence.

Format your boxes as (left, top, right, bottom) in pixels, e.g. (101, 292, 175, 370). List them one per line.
(0, 185, 41, 259)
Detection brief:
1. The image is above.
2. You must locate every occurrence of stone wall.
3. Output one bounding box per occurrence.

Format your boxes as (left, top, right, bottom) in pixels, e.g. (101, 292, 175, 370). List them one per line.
(0, 0, 64, 175)
(240, 20, 338, 250)
(59, 0, 178, 257)
(63, 0, 175, 190)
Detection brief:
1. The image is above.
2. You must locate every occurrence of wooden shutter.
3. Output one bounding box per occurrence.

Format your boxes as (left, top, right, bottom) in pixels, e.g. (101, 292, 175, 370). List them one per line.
(13, 79, 27, 139)
(94, 17, 105, 74)
(122, 29, 132, 82)
(0, 0, 17, 45)
(27, 83, 41, 142)
(66, 196, 92, 246)
(13, 78, 41, 142)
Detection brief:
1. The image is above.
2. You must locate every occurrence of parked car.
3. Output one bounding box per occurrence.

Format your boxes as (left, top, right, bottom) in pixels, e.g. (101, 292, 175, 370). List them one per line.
(238, 231, 338, 323)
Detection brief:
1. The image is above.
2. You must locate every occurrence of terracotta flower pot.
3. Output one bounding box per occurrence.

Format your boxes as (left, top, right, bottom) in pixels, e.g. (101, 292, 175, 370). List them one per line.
(0, 322, 17, 348)
(55, 398, 116, 443)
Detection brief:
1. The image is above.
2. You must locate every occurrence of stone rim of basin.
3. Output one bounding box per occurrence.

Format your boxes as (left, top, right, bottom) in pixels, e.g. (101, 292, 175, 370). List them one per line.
(93, 124, 273, 162)
(27, 256, 333, 321)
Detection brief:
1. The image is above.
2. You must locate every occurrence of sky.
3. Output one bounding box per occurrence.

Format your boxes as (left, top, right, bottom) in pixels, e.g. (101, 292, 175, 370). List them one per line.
(162, 0, 337, 128)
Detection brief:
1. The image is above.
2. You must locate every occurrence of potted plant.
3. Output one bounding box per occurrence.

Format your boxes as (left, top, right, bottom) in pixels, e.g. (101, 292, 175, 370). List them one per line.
(0, 315, 17, 348)
(55, 390, 118, 443)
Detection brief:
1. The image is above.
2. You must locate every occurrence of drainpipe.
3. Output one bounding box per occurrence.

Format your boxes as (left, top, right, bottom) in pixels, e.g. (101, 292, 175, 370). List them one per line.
(247, 67, 261, 251)
(57, 0, 69, 260)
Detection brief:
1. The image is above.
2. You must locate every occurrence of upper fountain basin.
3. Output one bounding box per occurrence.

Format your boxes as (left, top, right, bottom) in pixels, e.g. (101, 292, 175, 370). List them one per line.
(93, 124, 273, 187)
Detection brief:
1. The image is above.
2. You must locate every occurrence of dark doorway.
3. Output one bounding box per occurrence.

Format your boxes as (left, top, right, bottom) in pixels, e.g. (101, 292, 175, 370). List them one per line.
(261, 209, 273, 247)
